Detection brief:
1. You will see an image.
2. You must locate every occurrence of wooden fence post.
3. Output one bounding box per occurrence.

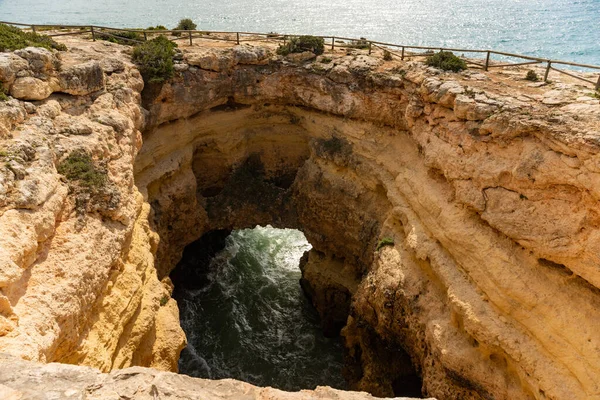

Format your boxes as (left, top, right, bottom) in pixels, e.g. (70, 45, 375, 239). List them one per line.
(31, 25, 36, 33)
(143, 31, 147, 41)
(236, 32, 240, 45)
(544, 61, 552, 82)
(401, 46, 405, 60)
(368, 41, 372, 55)
(595, 74, 600, 91)
(188, 31, 193, 45)
(331, 37, 335, 51)
(91, 26, 95, 41)
(484, 51, 490, 71)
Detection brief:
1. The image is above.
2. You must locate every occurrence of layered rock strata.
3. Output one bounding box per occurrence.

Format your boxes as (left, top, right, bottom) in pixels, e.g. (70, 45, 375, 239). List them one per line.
(0, 35, 599, 400)
(0, 43, 185, 371)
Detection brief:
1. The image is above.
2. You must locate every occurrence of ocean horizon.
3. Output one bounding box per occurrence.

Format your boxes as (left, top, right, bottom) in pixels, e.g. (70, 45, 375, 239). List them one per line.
(0, 0, 599, 66)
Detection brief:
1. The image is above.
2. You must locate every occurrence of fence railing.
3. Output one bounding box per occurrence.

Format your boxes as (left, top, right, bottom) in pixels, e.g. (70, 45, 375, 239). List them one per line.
(2, 21, 599, 90)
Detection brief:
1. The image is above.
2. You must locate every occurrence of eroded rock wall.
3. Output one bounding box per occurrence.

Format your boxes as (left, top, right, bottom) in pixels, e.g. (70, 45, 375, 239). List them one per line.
(0, 41, 185, 372)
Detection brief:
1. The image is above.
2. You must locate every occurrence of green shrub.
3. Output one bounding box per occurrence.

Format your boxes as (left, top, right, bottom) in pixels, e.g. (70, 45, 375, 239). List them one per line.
(160, 295, 169, 306)
(277, 35, 325, 56)
(320, 56, 332, 64)
(147, 25, 167, 31)
(383, 50, 392, 61)
(0, 23, 67, 51)
(57, 150, 106, 188)
(96, 30, 143, 45)
(425, 51, 467, 72)
(320, 136, 345, 154)
(132, 35, 177, 84)
(0, 85, 8, 102)
(347, 37, 370, 49)
(525, 70, 539, 82)
(175, 18, 197, 33)
(376, 237, 394, 251)
(390, 66, 406, 76)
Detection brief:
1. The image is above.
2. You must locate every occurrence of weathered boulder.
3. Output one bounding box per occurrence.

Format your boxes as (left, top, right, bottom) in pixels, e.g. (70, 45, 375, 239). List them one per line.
(9, 77, 53, 100)
(186, 50, 234, 71)
(14, 47, 56, 75)
(58, 60, 105, 95)
(0, 53, 29, 86)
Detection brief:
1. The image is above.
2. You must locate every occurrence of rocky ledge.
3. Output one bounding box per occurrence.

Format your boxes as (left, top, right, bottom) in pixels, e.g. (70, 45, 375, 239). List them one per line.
(0, 354, 431, 400)
(0, 34, 599, 400)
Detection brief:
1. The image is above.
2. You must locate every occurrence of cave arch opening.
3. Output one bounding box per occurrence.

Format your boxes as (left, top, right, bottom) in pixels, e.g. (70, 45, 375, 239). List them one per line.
(138, 105, 424, 397)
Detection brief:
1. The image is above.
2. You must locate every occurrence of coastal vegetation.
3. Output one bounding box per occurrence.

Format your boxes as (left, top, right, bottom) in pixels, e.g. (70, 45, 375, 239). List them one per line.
(376, 237, 395, 251)
(346, 38, 370, 49)
(425, 51, 467, 72)
(173, 18, 197, 36)
(525, 70, 540, 81)
(57, 150, 107, 189)
(0, 23, 67, 51)
(131, 35, 177, 84)
(277, 35, 325, 56)
(97, 30, 143, 45)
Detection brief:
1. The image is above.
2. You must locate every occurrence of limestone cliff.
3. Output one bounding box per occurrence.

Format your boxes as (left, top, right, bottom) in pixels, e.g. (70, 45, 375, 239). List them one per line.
(136, 44, 600, 400)
(1, 34, 599, 400)
(0, 42, 185, 372)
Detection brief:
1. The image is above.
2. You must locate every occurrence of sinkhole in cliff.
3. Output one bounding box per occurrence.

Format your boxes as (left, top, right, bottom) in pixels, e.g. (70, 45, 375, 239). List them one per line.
(170, 226, 347, 391)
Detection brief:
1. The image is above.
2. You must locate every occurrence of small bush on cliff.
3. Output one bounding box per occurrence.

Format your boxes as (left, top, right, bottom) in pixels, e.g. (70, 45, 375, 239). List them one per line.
(376, 237, 394, 251)
(277, 35, 325, 56)
(425, 51, 467, 72)
(0, 23, 67, 52)
(0, 85, 8, 102)
(147, 25, 168, 31)
(57, 150, 107, 188)
(383, 49, 393, 61)
(160, 295, 169, 306)
(173, 18, 197, 36)
(96, 30, 143, 45)
(346, 38, 370, 50)
(525, 70, 539, 82)
(132, 35, 177, 84)
(318, 136, 347, 155)
(176, 18, 197, 31)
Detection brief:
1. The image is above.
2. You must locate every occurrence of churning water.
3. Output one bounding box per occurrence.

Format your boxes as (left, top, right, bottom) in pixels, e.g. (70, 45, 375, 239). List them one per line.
(0, 0, 599, 65)
(172, 226, 347, 391)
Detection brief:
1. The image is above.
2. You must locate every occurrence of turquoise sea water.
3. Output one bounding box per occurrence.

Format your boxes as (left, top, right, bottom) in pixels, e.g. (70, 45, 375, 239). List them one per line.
(0, 0, 598, 65)
(172, 227, 347, 391)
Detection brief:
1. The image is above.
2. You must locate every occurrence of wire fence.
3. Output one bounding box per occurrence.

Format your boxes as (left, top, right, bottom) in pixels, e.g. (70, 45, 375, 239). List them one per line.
(2, 20, 599, 90)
